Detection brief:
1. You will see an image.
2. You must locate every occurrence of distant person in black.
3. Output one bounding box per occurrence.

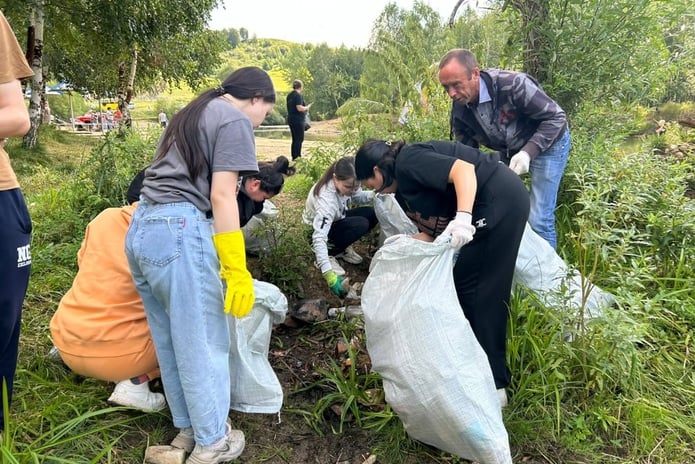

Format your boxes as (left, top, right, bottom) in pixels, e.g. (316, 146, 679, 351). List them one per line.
(286, 79, 311, 160)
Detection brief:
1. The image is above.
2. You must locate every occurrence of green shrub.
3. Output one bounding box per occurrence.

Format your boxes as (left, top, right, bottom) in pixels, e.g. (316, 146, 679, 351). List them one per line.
(254, 214, 313, 299)
(263, 107, 286, 126)
(294, 143, 351, 183)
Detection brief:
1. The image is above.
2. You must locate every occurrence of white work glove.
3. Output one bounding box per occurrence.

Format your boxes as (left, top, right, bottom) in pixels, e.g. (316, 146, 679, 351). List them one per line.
(434, 212, 475, 250)
(509, 150, 530, 175)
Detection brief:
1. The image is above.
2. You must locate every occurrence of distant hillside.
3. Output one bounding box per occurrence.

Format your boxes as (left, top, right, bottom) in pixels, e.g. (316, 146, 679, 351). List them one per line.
(219, 38, 306, 93)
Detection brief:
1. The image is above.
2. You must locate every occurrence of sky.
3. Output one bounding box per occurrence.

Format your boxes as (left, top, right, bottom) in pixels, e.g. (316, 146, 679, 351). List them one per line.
(208, 0, 491, 48)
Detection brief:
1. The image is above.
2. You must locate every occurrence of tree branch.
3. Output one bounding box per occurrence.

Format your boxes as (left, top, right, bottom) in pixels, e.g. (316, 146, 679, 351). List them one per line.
(448, 0, 469, 28)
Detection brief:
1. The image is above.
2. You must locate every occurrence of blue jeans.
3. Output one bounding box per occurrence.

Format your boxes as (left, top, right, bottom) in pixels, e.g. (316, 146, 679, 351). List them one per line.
(125, 200, 230, 446)
(528, 129, 570, 249)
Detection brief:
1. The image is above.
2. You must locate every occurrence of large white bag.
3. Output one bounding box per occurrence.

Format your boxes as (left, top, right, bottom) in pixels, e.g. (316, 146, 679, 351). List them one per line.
(362, 236, 512, 463)
(515, 223, 614, 320)
(228, 280, 287, 413)
(373, 194, 614, 321)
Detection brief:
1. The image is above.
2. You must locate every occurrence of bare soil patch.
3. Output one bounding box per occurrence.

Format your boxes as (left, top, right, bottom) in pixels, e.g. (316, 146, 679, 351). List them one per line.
(237, 240, 387, 464)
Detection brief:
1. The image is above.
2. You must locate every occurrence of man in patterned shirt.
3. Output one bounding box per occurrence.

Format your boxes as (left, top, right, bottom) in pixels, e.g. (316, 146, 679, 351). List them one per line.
(439, 48, 570, 250)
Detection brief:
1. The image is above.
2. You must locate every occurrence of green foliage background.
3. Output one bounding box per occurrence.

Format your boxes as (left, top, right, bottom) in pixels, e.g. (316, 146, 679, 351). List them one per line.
(3, 0, 695, 462)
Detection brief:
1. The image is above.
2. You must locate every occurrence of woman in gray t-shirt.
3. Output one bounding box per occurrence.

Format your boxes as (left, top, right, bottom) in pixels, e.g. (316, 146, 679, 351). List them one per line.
(125, 66, 276, 462)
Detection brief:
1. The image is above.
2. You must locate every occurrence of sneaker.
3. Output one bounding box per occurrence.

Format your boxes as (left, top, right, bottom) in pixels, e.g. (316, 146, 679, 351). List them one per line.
(314, 257, 345, 276)
(497, 388, 508, 408)
(171, 427, 195, 453)
(329, 256, 346, 275)
(337, 246, 362, 264)
(186, 422, 245, 464)
(107, 379, 167, 412)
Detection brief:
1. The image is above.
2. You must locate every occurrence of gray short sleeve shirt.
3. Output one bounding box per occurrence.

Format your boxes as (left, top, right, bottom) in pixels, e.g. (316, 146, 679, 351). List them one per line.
(141, 98, 259, 214)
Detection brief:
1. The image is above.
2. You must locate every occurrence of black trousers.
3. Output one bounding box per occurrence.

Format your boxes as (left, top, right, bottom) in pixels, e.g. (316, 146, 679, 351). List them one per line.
(288, 120, 305, 160)
(327, 207, 378, 255)
(453, 166, 529, 389)
(0, 189, 32, 429)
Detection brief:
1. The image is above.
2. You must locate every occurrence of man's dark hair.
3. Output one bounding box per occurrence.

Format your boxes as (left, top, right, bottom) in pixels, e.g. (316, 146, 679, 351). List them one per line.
(439, 49, 479, 78)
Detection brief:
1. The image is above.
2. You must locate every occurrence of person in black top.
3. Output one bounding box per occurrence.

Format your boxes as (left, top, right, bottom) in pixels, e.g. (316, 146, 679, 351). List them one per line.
(286, 79, 311, 160)
(127, 156, 292, 227)
(355, 139, 529, 405)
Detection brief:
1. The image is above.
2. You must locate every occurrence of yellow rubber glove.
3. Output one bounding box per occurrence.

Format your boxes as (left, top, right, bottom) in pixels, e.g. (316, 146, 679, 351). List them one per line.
(212, 230, 254, 318)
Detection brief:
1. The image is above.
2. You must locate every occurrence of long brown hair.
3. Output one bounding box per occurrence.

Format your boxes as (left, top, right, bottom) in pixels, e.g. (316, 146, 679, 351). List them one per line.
(313, 156, 356, 197)
(154, 66, 276, 179)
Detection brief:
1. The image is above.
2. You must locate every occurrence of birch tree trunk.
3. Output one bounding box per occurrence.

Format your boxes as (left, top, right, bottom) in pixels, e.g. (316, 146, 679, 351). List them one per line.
(117, 48, 138, 128)
(23, 1, 45, 149)
(448, 0, 468, 28)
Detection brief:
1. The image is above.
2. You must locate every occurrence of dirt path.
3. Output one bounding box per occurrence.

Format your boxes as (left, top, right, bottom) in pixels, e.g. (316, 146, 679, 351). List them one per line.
(255, 119, 341, 160)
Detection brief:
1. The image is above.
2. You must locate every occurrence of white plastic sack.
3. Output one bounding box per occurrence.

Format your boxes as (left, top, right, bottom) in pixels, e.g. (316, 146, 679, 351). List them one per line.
(228, 280, 287, 413)
(242, 200, 279, 255)
(375, 195, 615, 320)
(515, 223, 614, 320)
(362, 236, 512, 463)
(373, 193, 417, 246)
(374, 193, 417, 237)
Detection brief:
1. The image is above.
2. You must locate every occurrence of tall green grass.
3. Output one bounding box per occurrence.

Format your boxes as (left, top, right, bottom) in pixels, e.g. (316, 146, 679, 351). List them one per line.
(6, 104, 695, 463)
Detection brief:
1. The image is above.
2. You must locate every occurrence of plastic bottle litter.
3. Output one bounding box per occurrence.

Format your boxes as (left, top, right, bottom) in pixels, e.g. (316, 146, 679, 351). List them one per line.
(328, 305, 363, 319)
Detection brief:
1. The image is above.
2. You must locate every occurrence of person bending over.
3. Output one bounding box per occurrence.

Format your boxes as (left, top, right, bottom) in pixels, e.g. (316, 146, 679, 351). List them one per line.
(50, 158, 290, 416)
(438, 48, 569, 249)
(355, 139, 528, 406)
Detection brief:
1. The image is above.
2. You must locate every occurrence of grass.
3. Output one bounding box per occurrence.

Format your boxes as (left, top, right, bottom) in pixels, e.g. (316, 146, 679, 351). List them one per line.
(4, 102, 695, 463)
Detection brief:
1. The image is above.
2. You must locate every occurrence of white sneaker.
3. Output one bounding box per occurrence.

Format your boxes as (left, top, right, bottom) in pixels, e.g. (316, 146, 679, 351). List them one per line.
(315, 257, 346, 276)
(186, 422, 245, 464)
(337, 245, 363, 264)
(329, 256, 346, 275)
(171, 427, 195, 453)
(107, 380, 167, 412)
(497, 388, 508, 408)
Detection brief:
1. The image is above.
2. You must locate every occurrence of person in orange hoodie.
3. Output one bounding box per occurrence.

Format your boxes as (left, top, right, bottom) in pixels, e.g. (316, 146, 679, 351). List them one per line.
(50, 158, 291, 413)
(49, 200, 166, 412)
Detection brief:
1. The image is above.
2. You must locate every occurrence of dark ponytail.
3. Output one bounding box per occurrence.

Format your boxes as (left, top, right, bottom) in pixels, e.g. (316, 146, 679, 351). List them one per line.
(248, 155, 293, 195)
(355, 139, 405, 192)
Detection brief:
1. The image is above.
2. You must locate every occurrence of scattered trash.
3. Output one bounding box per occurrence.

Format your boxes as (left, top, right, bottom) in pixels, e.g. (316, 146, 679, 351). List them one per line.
(327, 305, 363, 319)
(291, 299, 328, 323)
(346, 281, 363, 299)
(144, 445, 185, 464)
